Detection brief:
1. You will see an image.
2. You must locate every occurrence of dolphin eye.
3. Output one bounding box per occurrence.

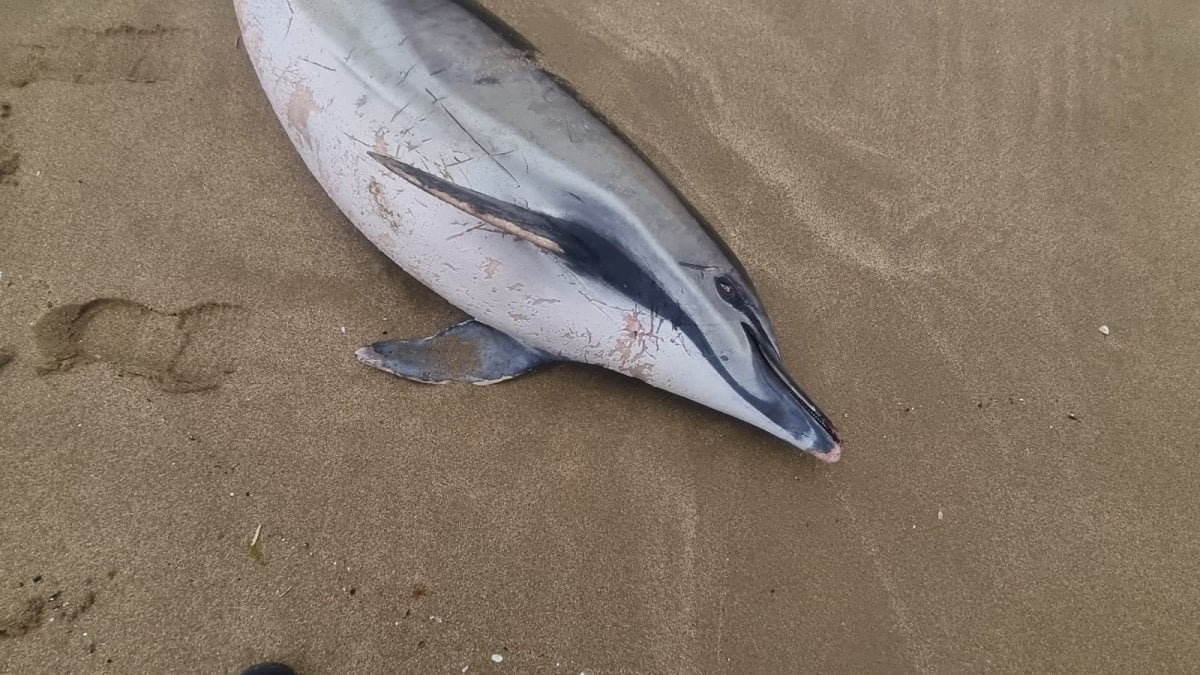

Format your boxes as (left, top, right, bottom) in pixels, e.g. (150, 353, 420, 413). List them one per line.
(715, 275, 740, 304)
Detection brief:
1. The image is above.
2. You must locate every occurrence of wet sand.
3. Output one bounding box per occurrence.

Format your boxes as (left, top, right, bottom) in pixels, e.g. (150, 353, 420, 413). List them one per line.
(1, 0, 1198, 672)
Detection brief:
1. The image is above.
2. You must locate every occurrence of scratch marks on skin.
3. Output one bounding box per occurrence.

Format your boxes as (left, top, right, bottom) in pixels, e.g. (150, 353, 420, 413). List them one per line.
(445, 222, 504, 242)
(668, 331, 692, 356)
(562, 327, 601, 351)
(300, 57, 335, 72)
(390, 102, 411, 123)
(341, 132, 370, 148)
(576, 287, 622, 321)
(439, 104, 520, 186)
(283, 0, 295, 38)
(442, 154, 474, 171)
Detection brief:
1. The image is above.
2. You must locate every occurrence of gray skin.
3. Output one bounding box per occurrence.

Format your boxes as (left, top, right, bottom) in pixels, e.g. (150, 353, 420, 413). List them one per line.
(236, 0, 843, 460)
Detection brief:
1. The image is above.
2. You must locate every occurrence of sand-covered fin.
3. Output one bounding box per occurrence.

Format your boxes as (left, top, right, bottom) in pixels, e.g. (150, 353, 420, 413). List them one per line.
(356, 319, 555, 385)
(367, 151, 565, 254)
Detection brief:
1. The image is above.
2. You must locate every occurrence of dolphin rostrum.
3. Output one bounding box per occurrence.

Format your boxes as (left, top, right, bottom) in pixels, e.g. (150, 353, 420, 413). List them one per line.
(234, 0, 843, 461)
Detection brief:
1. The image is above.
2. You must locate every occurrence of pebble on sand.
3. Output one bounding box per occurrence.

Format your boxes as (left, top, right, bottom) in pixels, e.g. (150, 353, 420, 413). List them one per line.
(1099, 325, 1110, 335)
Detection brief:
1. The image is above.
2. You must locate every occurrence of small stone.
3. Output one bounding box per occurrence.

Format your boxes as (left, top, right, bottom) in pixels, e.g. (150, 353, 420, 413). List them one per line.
(937, 510, 943, 520)
(491, 654, 503, 663)
(1099, 325, 1110, 335)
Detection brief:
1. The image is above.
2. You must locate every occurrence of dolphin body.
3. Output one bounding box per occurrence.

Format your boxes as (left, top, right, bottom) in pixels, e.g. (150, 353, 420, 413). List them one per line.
(234, 0, 843, 461)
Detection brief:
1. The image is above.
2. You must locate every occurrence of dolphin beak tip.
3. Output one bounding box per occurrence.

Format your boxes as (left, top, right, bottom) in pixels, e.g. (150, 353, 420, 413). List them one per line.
(814, 443, 842, 463)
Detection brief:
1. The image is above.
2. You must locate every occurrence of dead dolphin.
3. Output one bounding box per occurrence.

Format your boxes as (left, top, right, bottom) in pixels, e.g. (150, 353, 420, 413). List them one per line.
(234, 0, 843, 461)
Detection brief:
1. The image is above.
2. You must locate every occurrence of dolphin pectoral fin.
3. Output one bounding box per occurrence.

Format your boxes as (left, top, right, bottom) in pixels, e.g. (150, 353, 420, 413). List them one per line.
(355, 320, 555, 385)
(368, 151, 568, 255)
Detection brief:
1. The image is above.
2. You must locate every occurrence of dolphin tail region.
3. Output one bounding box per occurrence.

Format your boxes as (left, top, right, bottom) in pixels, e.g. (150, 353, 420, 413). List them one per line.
(356, 320, 557, 385)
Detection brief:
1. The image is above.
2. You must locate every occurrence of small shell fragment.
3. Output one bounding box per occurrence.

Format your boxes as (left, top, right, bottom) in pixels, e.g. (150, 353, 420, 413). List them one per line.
(1099, 325, 1110, 335)
(491, 654, 503, 663)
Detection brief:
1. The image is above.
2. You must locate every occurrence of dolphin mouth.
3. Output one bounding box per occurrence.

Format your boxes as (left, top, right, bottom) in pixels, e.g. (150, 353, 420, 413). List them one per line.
(743, 324, 842, 457)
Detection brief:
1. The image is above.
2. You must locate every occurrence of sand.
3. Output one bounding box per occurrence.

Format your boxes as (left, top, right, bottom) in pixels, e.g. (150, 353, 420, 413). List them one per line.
(1, 0, 1198, 672)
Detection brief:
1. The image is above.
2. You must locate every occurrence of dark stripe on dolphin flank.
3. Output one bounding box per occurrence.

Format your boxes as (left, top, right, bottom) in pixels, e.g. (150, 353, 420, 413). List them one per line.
(369, 151, 694, 331)
(369, 151, 837, 450)
(433, 0, 758, 292)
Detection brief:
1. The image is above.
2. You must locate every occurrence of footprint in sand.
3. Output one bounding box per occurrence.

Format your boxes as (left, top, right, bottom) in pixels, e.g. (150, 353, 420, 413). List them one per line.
(0, 100, 17, 185)
(1, 23, 184, 88)
(34, 298, 245, 392)
(1, 569, 115, 661)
